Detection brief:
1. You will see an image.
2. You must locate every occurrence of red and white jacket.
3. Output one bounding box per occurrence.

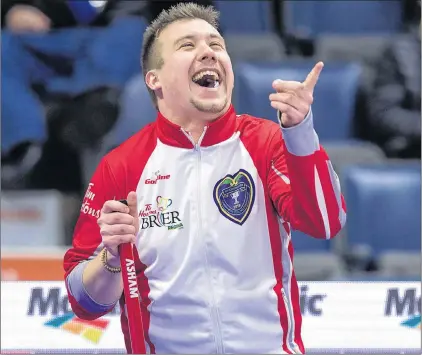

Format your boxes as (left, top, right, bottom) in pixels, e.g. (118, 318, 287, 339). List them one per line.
(64, 105, 346, 354)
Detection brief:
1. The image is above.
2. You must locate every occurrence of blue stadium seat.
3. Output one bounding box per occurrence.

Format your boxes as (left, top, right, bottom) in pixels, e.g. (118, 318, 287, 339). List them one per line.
(214, 0, 274, 33)
(234, 61, 361, 140)
(106, 74, 156, 149)
(283, 0, 402, 36)
(344, 163, 421, 255)
(87, 17, 148, 87)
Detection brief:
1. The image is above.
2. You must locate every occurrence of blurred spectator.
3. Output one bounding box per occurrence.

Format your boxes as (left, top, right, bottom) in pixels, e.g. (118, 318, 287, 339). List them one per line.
(365, 19, 421, 159)
(1, 0, 148, 192)
(2, 0, 148, 31)
(402, 0, 421, 27)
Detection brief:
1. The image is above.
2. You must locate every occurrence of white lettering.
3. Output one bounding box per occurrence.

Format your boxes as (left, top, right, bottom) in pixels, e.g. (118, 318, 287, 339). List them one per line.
(126, 259, 138, 298)
(129, 280, 138, 298)
(126, 259, 134, 268)
(84, 183, 96, 201)
(80, 201, 101, 219)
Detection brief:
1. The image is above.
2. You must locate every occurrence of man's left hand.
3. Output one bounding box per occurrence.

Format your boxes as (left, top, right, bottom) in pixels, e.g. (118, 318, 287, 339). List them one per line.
(269, 61, 324, 128)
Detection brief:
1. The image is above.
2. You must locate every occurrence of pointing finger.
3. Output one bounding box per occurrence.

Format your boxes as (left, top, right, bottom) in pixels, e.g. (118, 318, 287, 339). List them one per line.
(303, 61, 324, 91)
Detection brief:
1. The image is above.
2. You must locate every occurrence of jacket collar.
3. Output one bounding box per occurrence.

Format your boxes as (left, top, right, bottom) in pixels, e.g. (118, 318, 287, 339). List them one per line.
(156, 105, 237, 149)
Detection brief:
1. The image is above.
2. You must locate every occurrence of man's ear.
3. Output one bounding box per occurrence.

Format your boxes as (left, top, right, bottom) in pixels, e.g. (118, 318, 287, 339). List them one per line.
(145, 70, 161, 91)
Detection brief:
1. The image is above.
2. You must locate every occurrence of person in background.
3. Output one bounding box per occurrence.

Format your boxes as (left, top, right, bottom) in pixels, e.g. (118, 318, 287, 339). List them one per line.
(1, 0, 148, 191)
(2, 0, 148, 33)
(366, 2, 421, 159)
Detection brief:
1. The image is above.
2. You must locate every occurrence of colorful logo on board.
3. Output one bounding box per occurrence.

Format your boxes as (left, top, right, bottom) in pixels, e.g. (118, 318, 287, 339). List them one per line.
(400, 315, 421, 329)
(44, 312, 109, 344)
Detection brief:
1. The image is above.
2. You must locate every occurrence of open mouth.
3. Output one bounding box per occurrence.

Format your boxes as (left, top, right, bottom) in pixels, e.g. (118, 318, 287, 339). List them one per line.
(192, 70, 220, 89)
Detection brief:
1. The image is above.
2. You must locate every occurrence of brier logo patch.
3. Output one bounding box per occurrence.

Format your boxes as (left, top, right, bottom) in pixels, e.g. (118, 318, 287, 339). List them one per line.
(139, 196, 183, 230)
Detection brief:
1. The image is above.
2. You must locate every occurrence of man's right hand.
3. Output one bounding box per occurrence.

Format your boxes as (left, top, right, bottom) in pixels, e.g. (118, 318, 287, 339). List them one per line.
(97, 191, 139, 264)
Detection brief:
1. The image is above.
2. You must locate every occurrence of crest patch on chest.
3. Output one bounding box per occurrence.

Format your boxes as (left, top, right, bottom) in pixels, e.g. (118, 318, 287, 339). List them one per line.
(213, 169, 255, 225)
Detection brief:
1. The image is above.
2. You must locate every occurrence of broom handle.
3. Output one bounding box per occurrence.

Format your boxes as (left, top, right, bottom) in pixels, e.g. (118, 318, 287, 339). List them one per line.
(118, 199, 146, 354)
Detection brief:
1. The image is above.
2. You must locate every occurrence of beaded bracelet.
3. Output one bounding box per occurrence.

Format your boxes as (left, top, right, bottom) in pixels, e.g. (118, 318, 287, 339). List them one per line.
(100, 248, 122, 273)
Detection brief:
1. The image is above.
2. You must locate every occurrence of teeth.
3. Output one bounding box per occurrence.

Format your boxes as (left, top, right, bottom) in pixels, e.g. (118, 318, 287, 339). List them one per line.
(192, 70, 219, 82)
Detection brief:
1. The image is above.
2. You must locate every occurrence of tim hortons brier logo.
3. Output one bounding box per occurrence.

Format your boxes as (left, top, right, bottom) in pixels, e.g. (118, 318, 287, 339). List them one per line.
(139, 196, 183, 230)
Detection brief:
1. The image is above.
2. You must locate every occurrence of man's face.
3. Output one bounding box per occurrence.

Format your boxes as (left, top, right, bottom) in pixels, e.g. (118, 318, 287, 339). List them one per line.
(147, 19, 234, 119)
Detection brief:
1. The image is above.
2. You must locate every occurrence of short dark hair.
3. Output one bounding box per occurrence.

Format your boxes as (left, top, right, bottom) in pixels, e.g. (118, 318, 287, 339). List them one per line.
(141, 2, 220, 109)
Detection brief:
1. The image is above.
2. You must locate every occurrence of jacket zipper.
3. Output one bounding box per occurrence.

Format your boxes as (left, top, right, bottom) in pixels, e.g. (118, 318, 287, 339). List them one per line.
(182, 127, 224, 353)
